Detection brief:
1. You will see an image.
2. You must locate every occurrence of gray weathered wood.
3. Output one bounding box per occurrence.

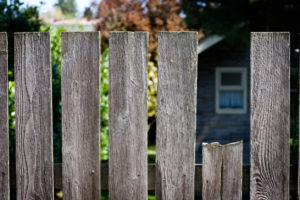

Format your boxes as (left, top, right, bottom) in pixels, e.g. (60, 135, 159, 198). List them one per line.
(250, 32, 290, 200)
(0, 32, 9, 200)
(156, 32, 198, 200)
(222, 141, 243, 200)
(14, 32, 53, 200)
(109, 31, 148, 200)
(61, 32, 100, 200)
(202, 142, 222, 200)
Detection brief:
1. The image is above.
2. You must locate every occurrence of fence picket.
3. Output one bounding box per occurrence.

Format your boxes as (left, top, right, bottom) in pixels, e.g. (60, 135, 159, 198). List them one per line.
(0, 32, 9, 200)
(14, 32, 53, 200)
(222, 141, 243, 200)
(202, 142, 222, 200)
(156, 32, 198, 200)
(250, 32, 290, 200)
(61, 32, 100, 200)
(109, 31, 148, 200)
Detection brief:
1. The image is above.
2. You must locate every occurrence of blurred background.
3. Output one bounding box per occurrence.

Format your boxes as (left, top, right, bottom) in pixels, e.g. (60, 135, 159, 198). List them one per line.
(1, 0, 300, 199)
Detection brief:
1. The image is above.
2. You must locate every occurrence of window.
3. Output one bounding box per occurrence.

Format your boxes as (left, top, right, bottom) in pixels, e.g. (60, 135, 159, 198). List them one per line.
(215, 67, 247, 114)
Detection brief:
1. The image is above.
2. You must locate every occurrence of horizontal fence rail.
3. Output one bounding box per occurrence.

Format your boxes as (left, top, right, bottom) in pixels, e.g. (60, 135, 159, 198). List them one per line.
(6, 164, 298, 193)
(0, 31, 298, 200)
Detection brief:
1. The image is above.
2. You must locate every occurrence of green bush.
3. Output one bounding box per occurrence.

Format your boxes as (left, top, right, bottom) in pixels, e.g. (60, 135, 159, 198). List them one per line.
(100, 49, 109, 161)
(8, 81, 15, 162)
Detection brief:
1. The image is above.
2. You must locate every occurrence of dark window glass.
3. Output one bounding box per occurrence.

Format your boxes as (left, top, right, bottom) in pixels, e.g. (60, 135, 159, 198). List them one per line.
(221, 72, 241, 86)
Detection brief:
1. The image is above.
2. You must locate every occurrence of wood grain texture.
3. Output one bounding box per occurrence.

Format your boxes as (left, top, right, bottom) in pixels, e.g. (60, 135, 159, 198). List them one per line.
(0, 32, 9, 200)
(202, 142, 222, 200)
(14, 32, 53, 200)
(250, 32, 290, 200)
(109, 31, 148, 200)
(156, 32, 198, 200)
(61, 32, 100, 200)
(222, 141, 243, 200)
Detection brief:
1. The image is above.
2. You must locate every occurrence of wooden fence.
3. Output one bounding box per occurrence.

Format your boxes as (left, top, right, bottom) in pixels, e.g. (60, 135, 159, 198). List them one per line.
(0, 31, 296, 200)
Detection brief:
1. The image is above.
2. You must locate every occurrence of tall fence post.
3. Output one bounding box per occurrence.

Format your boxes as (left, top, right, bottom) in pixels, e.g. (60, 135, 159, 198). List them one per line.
(61, 32, 101, 200)
(109, 31, 148, 200)
(156, 32, 198, 200)
(250, 32, 290, 200)
(0, 32, 9, 200)
(14, 32, 53, 200)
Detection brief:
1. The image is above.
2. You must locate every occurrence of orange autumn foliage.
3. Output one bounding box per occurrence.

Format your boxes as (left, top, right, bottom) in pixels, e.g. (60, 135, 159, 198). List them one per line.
(93, 0, 187, 60)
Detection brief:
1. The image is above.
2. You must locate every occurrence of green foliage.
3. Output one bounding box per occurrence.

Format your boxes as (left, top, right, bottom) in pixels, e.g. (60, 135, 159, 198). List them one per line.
(147, 57, 157, 145)
(8, 81, 15, 162)
(100, 49, 109, 161)
(147, 58, 157, 130)
(55, 0, 77, 18)
(42, 25, 67, 162)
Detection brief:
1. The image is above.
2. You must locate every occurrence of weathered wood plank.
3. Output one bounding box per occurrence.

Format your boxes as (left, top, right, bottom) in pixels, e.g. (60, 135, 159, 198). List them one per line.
(14, 32, 53, 200)
(250, 32, 290, 200)
(202, 142, 222, 200)
(156, 32, 198, 200)
(222, 141, 243, 200)
(0, 32, 9, 200)
(61, 32, 100, 200)
(109, 31, 148, 200)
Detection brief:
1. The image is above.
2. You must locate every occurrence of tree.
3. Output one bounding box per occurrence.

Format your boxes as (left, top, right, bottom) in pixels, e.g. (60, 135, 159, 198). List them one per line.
(55, 0, 77, 18)
(181, 0, 250, 34)
(83, 7, 93, 20)
(146, 0, 186, 53)
(93, 0, 149, 51)
(0, 0, 41, 80)
(93, 0, 186, 60)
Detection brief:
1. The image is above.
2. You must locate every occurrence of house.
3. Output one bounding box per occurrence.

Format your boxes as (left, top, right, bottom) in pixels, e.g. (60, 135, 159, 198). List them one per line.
(195, 30, 299, 164)
(195, 34, 251, 164)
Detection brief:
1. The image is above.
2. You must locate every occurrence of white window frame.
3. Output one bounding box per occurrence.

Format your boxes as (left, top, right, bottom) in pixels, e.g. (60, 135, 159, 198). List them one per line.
(215, 67, 247, 114)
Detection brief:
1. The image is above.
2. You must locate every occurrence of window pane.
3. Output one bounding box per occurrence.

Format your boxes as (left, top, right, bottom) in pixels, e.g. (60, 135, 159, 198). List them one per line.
(221, 72, 241, 86)
(219, 91, 243, 109)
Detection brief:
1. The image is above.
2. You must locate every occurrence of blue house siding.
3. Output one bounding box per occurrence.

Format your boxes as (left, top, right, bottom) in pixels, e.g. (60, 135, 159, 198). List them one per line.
(195, 40, 251, 164)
